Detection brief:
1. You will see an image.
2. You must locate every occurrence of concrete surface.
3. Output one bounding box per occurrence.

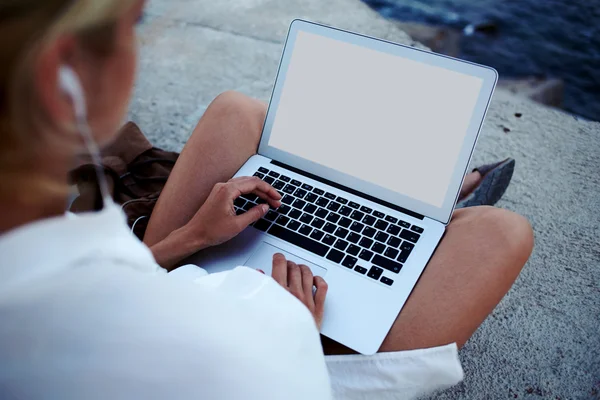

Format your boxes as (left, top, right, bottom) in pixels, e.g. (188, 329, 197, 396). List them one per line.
(130, 0, 600, 398)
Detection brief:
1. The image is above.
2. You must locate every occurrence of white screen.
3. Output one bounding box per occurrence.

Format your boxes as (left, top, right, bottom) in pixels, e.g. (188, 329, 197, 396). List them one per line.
(268, 31, 484, 208)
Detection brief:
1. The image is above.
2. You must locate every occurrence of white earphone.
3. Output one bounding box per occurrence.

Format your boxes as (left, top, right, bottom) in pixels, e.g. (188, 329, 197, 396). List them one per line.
(59, 65, 112, 206)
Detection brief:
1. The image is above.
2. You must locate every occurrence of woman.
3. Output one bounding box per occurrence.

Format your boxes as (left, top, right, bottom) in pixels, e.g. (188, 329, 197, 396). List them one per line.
(0, 0, 534, 399)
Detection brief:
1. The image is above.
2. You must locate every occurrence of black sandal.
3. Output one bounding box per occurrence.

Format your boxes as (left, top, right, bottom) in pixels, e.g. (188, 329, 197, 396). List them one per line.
(456, 158, 515, 208)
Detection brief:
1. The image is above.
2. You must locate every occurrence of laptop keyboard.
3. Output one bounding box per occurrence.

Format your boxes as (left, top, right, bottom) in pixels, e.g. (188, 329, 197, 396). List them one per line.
(234, 167, 425, 287)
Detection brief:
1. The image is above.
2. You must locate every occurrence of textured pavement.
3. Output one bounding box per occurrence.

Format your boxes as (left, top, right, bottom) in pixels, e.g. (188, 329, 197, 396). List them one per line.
(130, 0, 600, 398)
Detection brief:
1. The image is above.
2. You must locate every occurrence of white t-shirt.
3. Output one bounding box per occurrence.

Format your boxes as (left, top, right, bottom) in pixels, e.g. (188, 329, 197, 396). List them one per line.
(0, 203, 464, 400)
(0, 203, 332, 399)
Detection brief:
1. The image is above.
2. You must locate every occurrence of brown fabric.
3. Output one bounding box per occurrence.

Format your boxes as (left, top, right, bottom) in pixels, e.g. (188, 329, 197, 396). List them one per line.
(69, 122, 179, 240)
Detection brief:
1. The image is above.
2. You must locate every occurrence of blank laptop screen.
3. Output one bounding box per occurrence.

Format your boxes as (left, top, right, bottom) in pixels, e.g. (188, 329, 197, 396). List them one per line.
(268, 31, 484, 209)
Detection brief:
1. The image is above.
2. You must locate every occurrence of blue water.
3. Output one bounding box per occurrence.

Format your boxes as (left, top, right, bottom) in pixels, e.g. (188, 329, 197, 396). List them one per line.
(362, 0, 600, 120)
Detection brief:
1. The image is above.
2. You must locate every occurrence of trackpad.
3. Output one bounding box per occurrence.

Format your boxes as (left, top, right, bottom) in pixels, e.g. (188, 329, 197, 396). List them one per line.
(245, 242, 328, 278)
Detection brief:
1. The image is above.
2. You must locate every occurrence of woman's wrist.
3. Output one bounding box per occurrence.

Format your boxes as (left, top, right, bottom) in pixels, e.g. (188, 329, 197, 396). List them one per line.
(150, 225, 208, 272)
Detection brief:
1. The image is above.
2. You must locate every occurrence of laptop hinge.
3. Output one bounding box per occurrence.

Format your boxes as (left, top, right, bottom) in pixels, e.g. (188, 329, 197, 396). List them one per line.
(271, 160, 425, 220)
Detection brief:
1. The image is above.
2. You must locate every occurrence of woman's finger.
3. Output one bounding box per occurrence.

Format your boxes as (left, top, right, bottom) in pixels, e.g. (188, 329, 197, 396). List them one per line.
(235, 203, 269, 229)
(300, 265, 314, 309)
(252, 190, 282, 209)
(271, 253, 288, 285)
(287, 261, 302, 297)
(229, 177, 281, 201)
(313, 276, 328, 329)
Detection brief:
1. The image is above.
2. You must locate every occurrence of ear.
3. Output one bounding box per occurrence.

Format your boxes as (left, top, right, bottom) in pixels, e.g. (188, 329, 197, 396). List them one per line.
(34, 35, 81, 131)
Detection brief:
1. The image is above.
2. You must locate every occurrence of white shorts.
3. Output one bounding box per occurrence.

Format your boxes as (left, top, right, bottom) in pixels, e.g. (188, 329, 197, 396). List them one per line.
(325, 343, 463, 400)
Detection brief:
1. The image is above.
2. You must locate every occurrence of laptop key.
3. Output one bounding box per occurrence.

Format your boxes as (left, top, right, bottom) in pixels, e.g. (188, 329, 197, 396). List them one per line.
(253, 219, 271, 232)
(363, 227, 376, 238)
(316, 197, 329, 207)
(324, 223, 336, 234)
(350, 211, 365, 221)
(400, 230, 421, 243)
(347, 232, 361, 244)
(334, 227, 349, 239)
(359, 250, 374, 262)
(292, 199, 307, 210)
(341, 255, 357, 269)
(264, 176, 275, 185)
(387, 225, 401, 236)
(311, 218, 325, 229)
(323, 234, 336, 246)
(280, 175, 291, 182)
(373, 211, 385, 219)
(268, 224, 329, 257)
(313, 188, 325, 195)
(278, 205, 291, 215)
(298, 224, 312, 236)
(362, 215, 376, 226)
(375, 231, 389, 243)
(291, 180, 302, 186)
(243, 202, 255, 212)
(289, 209, 302, 220)
(283, 185, 295, 194)
(381, 277, 394, 286)
(327, 202, 341, 212)
(411, 225, 424, 234)
(350, 222, 365, 233)
(287, 220, 301, 231)
(282, 195, 294, 205)
(242, 193, 258, 202)
(267, 171, 279, 178)
(265, 210, 279, 221)
(294, 189, 307, 199)
(310, 230, 325, 241)
(326, 249, 345, 263)
(359, 237, 374, 249)
(385, 216, 398, 224)
(305, 193, 318, 203)
(334, 239, 349, 251)
(234, 198, 246, 208)
(360, 206, 373, 214)
(347, 244, 361, 256)
(339, 217, 352, 228)
(349, 202, 360, 209)
(375, 220, 389, 231)
(276, 215, 290, 226)
(258, 167, 269, 173)
(372, 242, 385, 254)
(325, 192, 337, 200)
(367, 266, 384, 280)
(384, 247, 399, 259)
(253, 172, 265, 179)
(315, 208, 328, 218)
(300, 213, 313, 224)
(398, 220, 411, 229)
(354, 266, 368, 274)
(326, 213, 341, 224)
(273, 180, 286, 190)
(387, 236, 402, 248)
(304, 204, 318, 214)
(400, 242, 415, 252)
(337, 197, 348, 205)
(302, 184, 313, 191)
(339, 206, 352, 217)
(372, 254, 402, 274)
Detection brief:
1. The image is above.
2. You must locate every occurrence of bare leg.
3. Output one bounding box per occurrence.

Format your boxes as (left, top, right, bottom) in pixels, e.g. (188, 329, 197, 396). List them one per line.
(322, 206, 534, 354)
(144, 91, 267, 247)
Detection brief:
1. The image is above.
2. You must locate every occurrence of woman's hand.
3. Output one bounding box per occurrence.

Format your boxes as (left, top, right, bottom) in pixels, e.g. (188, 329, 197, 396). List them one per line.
(271, 253, 328, 329)
(187, 176, 282, 248)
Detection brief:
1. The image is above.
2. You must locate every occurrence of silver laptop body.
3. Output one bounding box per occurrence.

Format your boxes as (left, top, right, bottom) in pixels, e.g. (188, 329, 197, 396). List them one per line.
(187, 20, 498, 355)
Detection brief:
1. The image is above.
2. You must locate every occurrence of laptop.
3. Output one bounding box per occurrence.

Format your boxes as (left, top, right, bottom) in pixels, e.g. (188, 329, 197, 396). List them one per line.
(187, 19, 498, 355)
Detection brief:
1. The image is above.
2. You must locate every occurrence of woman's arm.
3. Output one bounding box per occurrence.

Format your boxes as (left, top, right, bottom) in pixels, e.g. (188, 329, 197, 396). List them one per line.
(150, 176, 281, 271)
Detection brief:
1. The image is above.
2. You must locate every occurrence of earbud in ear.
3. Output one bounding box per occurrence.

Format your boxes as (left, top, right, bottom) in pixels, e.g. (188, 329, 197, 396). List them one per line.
(58, 65, 86, 119)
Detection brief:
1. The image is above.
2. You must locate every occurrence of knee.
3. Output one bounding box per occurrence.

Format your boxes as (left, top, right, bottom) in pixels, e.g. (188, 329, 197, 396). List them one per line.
(208, 91, 267, 133)
(454, 206, 534, 268)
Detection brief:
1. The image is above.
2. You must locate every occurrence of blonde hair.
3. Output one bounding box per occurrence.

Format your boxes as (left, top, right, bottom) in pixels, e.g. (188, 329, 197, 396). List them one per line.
(0, 0, 137, 202)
